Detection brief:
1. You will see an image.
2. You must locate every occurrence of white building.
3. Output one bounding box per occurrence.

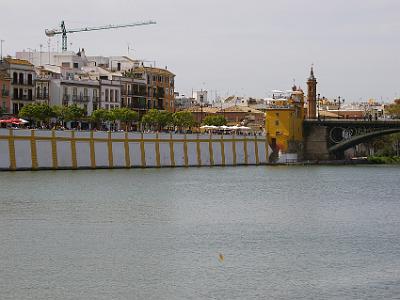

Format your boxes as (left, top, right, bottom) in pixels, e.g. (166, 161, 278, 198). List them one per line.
(175, 95, 195, 110)
(16, 49, 90, 69)
(48, 78, 99, 116)
(99, 79, 121, 111)
(192, 90, 208, 104)
(86, 55, 140, 73)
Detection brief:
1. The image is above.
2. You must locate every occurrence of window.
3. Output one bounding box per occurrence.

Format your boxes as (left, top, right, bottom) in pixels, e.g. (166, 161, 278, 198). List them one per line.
(110, 90, 114, 102)
(84, 88, 88, 97)
(19, 73, 24, 84)
(72, 87, 77, 96)
(275, 120, 279, 126)
(61, 62, 70, 68)
(36, 87, 41, 98)
(73, 62, 79, 69)
(115, 90, 119, 102)
(28, 74, 33, 85)
(275, 112, 279, 117)
(43, 87, 47, 98)
(13, 72, 17, 84)
(105, 89, 109, 102)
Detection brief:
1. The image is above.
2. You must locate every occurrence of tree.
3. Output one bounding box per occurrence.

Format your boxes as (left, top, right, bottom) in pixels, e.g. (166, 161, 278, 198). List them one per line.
(157, 110, 173, 130)
(172, 111, 195, 131)
(112, 108, 139, 131)
(91, 109, 110, 129)
(64, 104, 86, 128)
(52, 105, 68, 126)
(19, 103, 54, 127)
(18, 104, 35, 123)
(203, 115, 227, 126)
(141, 109, 173, 131)
(386, 101, 400, 119)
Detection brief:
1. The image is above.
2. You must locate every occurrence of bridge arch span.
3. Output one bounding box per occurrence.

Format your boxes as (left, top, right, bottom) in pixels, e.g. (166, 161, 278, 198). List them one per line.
(328, 128, 400, 154)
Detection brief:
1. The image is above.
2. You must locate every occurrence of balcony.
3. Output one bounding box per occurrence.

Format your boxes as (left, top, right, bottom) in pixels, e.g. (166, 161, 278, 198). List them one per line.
(21, 95, 34, 101)
(72, 95, 89, 103)
(12, 95, 33, 101)
(130, 98, 147, 110)
(36, 93, 49, 100)
(12, 80, 34, 86)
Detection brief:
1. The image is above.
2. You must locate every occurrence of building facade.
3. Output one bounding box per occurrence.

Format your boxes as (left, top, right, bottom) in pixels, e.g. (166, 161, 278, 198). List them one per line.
(99, 79, 121, 111)
(49, 78, 100, 116)
(0, 70, 11, 114)
(192, 90, 208, 104)
(35, 78, 50, 105)
(265, 87, 305, 153)
(140, 66, 175, 112)
(0, 58, 36, 114)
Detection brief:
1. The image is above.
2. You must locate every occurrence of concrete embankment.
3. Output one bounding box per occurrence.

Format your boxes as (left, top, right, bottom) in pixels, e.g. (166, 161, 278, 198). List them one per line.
(0, 129, 272, 171)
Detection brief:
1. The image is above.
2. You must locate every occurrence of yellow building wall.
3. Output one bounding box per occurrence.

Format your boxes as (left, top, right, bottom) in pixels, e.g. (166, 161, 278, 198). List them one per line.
(265, 107, 304, 152)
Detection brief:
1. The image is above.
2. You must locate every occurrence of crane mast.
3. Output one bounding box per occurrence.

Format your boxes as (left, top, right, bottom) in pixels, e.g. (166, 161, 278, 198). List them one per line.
(45, 20, 156, 52)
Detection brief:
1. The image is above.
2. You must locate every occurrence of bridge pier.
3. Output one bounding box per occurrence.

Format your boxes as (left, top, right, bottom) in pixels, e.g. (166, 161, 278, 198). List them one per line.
(303, 125, 333, 160)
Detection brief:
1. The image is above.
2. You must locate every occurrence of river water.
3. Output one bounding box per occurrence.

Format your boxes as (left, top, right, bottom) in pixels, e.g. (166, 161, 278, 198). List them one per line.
(1, 165, 400, 299)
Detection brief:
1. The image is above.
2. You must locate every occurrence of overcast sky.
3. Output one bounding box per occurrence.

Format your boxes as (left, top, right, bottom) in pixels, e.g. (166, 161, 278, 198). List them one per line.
(1, 0, 399, 102)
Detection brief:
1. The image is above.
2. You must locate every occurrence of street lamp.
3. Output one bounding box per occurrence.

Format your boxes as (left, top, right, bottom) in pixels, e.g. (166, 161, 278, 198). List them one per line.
(334, 96, 345, 119)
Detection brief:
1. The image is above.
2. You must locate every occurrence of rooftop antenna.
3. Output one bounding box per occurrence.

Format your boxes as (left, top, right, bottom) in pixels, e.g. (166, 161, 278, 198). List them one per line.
(127, 43, 133, 56)
(39, 44, 43, 66)
(0, 39, 4, 61)
(47, 38, 51, 64)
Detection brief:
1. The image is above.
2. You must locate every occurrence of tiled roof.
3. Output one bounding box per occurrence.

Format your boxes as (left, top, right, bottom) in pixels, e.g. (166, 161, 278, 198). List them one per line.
(218, 105, 264, 114)
(135, 66, 175, 76)
(4, 58, 33, 66)
(184, 106, 219, 113)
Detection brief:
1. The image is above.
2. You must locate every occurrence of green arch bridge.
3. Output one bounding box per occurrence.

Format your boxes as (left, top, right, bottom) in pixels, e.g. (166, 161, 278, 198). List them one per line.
(303, 120, 400, 160)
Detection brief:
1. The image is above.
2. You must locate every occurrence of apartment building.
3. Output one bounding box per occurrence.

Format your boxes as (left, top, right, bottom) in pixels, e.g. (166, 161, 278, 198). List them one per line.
(0, 58, 36, 114)
(0, 70, 11, 114)
(135, 66, 175, 112)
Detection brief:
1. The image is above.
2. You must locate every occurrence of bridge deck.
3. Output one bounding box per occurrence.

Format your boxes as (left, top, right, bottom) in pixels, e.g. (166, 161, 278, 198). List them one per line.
(304, 119, 400, 127)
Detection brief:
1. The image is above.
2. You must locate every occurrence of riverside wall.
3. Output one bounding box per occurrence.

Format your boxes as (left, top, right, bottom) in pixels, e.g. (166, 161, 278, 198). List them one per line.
(0, 129, 272, 171)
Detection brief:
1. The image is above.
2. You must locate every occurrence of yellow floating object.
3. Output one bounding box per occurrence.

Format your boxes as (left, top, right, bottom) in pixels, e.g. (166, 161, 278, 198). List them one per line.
(218, 253, 224, 262)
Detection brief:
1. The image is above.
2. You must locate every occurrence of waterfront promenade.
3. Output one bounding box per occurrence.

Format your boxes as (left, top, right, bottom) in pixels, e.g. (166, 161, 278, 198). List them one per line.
(0, 128, 271, 171)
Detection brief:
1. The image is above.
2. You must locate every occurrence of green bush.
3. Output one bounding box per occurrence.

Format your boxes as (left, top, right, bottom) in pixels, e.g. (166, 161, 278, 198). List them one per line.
(368, 156, 400, 164)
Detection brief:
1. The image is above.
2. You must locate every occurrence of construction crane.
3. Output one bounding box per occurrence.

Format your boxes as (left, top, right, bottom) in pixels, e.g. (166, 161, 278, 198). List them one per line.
(45, 20, 156, 52)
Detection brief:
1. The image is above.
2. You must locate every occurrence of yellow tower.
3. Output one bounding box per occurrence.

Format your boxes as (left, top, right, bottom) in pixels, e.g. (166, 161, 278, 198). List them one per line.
(306, 66, 317, 119)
